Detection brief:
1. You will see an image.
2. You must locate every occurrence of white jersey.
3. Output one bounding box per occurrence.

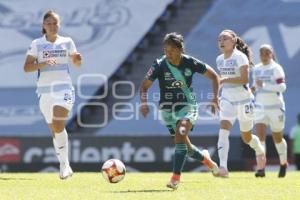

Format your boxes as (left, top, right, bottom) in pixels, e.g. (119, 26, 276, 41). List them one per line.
(27, 35, 77, 94)
(216, 48, 253, 104)
(252, 60, 286, 110)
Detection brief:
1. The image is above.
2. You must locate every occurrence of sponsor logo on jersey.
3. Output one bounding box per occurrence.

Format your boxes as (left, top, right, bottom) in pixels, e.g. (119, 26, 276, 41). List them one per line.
(255, 68, 275, 82)
(164, 72, 174, 80)
(226, 59, 238, 67)
(171, 80, 184, 88)
(165, 72, 172, 77)
(146, 67, 154, 77)
(184, 68, 192, 76)
(42, 50, 67, 58)
(220, 66, 235, 75)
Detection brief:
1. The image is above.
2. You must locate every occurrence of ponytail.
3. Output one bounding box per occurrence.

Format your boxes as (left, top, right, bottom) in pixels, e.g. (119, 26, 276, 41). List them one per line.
(236, 37, 253, 66)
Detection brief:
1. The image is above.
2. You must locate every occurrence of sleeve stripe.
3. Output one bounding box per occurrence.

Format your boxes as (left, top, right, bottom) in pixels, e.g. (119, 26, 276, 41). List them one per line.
(276, 78, 285, 84)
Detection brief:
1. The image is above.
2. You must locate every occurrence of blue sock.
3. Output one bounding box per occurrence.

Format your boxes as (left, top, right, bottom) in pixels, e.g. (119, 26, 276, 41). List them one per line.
(173, 143, 188, 175)
(188, 144, 204, 162)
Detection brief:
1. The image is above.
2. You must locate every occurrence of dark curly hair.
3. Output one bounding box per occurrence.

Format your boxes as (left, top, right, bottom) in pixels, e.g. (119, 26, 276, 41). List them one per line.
(163, 32, 185, 51)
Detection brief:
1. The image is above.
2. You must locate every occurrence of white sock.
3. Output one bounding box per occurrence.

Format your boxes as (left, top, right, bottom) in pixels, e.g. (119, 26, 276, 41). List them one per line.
(218, 129, 230, 169)
(54, 129, 69, 166)
(52, 138, 61, 163)
(248, 134, 265, 156)
(260, 141, 266, 155)
(275, 139, 287, 165)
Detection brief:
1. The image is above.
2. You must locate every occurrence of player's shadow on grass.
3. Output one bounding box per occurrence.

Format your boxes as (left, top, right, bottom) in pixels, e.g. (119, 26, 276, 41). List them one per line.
(111, 189, 173, 193)
(0, 177, 34, 181)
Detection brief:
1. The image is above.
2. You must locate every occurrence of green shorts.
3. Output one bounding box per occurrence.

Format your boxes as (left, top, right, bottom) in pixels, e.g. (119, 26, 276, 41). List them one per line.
(160, 105, 198, 136)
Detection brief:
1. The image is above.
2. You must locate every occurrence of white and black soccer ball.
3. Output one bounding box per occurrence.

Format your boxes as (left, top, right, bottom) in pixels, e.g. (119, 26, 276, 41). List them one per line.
(101, 159, 126, 183)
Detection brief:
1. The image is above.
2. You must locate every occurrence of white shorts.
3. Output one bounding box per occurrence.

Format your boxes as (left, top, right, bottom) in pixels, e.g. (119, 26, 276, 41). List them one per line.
(39, 89, 75, 124)
(219, 98, 254, 132)
(255, 107, 285, 132)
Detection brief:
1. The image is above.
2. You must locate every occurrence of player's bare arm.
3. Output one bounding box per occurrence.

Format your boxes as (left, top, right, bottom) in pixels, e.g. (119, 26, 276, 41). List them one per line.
(70, 52, 82, 67)
(23, 55, 55, 72)
(139, 79, 153, 118)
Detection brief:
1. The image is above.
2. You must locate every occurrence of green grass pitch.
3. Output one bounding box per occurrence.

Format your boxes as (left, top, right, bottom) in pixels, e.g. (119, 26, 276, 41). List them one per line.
(1, 172, 300, 200)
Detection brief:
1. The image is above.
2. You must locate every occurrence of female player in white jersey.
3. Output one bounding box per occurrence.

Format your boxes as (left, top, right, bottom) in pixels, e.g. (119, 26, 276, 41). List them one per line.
(252, 44, 287, 177)
(23, 10, 82, 179)
(216, 29, 266, 177)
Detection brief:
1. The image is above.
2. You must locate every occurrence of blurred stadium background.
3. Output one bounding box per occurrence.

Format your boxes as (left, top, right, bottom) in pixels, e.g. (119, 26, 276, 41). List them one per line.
(0, 0, 299, 173)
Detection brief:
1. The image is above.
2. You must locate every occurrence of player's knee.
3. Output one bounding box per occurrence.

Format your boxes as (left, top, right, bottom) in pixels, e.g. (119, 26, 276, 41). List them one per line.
(52, 126, 64, 134)
(175, 132, 186, 143)
(177, 126, 187, 136)
(52, 121, 65, 133)
(241, 131, 252, 143)
(272, 131, 283, 143)
(220, 120, 232, 130)
(177, 120, 191, 134)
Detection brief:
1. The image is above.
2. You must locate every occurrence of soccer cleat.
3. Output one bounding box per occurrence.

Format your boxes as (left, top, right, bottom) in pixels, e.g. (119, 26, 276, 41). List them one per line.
(201, 149, 219, 176)
(166, 179, 180, 190)
(278, 163, 288, 178)
(255, 169, 265, 177)
(59, 164, 73, 180)
(256, 154, 266, 170)
(255, 154, 266, 177)
(216, 166, 229, 178)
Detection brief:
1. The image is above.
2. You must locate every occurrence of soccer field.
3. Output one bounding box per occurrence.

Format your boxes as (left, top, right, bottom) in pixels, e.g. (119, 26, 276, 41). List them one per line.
(1, 172, 300, 200)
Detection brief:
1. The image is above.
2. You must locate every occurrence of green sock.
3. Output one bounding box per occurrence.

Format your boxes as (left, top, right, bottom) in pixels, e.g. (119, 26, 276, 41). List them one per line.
(188, 144, 204, 162)
(173, 143, 188, 175)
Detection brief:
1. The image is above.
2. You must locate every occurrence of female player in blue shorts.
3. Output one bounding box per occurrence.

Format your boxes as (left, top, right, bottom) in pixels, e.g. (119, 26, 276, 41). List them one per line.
(23, 10, 82, 179)
(140, 32, 220, 189)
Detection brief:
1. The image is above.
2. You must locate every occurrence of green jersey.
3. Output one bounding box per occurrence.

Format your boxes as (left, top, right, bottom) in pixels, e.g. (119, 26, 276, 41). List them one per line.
(145, 54, 207, 111)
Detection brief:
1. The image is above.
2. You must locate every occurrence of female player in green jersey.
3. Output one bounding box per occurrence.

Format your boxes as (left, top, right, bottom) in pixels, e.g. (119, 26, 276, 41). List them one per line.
(140, 32, 220, 189)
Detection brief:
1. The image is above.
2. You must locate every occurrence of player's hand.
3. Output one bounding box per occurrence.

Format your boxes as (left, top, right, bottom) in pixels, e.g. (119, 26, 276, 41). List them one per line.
(45, 58, 57, 66)
(208, 98, 219, 115)
(71, 52, 82, 66)
(140, 104, 149, 118)
(255, 80, 263, 88)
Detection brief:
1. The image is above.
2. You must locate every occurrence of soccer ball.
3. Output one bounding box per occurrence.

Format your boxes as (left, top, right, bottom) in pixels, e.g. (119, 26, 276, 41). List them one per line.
(101, 159, 126, 183)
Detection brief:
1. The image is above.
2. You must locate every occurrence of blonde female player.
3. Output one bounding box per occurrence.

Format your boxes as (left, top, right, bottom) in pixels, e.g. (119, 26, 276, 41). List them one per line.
(216, 29, 266, 178)
(23, 10, 82, 179)
(252, 44, 287, 177)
